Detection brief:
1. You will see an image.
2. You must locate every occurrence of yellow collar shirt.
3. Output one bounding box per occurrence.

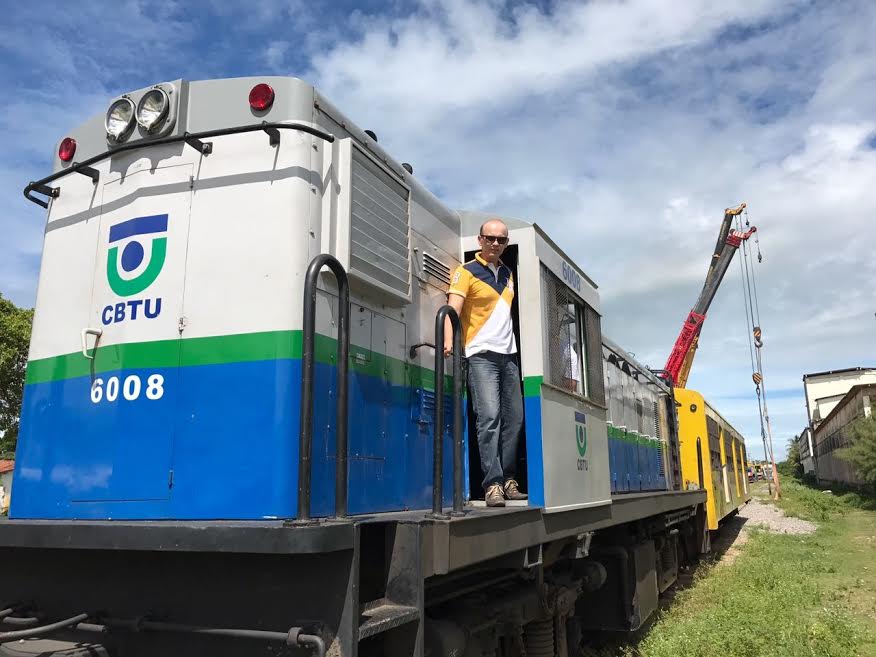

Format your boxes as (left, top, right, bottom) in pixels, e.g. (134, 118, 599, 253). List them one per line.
(448, 253, 517, 357)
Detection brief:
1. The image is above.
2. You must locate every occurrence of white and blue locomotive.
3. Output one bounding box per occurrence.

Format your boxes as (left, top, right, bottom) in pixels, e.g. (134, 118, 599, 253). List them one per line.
(2, 77, 708, 657)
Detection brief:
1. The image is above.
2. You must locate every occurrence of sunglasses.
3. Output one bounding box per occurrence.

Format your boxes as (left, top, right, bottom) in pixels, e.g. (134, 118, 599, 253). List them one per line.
(480, 234, 509, 245)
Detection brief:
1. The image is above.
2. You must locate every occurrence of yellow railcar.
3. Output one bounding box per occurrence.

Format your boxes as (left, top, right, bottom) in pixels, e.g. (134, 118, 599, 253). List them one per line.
(674, 388, 751, 530)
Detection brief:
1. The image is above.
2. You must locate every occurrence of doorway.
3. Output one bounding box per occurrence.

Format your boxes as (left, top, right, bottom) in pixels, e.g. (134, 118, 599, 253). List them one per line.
(462, 244, 529, 501)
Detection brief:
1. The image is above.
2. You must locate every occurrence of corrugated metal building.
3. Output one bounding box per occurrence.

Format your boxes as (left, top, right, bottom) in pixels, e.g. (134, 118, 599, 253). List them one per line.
(804, 367, 876, 428)
(812, 384, 875, 487)
(796, 427, 815, 474)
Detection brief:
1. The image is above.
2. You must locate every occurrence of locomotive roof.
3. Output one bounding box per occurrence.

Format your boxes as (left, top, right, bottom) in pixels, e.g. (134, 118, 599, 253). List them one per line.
(601, 336, 671, 394)
(458, 210, 599, 291)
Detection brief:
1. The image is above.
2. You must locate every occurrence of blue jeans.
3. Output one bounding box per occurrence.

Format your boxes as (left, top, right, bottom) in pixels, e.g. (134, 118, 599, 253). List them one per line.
(466, 351, 524, 490)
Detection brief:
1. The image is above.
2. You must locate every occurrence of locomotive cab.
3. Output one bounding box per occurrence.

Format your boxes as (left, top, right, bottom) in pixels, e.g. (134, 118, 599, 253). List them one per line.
(14, 75, 680, 523)
(458, 213, 612, 511)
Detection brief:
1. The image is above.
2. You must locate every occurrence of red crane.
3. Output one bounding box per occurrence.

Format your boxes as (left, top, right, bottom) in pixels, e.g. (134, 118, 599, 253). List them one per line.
(664, 203, 756, 388)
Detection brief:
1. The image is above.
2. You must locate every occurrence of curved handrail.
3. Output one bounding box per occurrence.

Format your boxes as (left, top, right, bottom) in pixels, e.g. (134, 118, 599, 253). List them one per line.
(298, 254, 350, 521)
(24, 121, 335, 208)
(431, 305, 464, 518)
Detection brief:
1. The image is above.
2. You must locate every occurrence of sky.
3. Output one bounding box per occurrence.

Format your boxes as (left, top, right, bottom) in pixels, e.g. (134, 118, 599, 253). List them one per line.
(2, 0, 875, 460)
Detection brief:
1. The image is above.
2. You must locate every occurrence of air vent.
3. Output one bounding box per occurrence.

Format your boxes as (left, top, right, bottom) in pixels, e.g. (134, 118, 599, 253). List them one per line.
(656, 441, 665, 477)
(422, 252, 451, 287)
(413, 389, 453, 425)
(348, 146, 411, 300)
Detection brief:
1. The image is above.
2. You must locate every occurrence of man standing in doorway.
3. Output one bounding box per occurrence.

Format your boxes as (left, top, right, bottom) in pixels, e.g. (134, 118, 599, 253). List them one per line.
(446, 219, 526, 507)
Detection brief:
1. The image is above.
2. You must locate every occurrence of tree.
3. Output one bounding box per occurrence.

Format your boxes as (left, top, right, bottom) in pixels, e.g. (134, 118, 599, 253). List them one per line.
(837, 415, 876, 486)
(786, 436, 803, 477)
(776, 436, 803, 478)
(0, 293, 33, 458)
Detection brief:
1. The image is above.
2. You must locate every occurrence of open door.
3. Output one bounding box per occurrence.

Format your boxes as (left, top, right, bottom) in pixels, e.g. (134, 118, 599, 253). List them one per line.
(463, 244, 528, 500)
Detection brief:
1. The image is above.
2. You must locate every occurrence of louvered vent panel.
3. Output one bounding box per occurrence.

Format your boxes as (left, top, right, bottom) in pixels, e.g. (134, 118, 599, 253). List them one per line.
(423, 252, 451, 287)
(657, 442, 666, 477)
(350, 148, 411, 298)
(414, 389, 454, 425)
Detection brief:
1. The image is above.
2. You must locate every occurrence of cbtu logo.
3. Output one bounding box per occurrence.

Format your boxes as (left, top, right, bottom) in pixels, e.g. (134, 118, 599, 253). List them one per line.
(102, 214, 167, 326)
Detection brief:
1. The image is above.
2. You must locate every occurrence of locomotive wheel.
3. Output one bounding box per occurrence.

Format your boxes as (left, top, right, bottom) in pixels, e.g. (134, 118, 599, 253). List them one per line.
(0, 639, 109, 657)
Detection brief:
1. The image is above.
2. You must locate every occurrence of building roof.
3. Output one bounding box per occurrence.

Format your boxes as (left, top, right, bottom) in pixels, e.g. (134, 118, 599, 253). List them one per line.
(0, 460, 14, 475)
(803, 367, 875, 380)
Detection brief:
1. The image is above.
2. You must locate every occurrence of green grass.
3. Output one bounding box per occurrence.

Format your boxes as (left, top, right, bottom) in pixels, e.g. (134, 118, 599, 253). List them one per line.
(770, 477, 876, 522)
(623, 479, 876, 657)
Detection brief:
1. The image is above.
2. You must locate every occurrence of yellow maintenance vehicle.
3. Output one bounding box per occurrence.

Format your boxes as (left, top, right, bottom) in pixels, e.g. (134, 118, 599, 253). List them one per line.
(662, 204, 755, 530)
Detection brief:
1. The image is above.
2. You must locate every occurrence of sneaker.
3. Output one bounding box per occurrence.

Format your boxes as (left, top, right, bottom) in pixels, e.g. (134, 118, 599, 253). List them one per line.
(503, 479, 528, 501)
(485, 484, 506, 507)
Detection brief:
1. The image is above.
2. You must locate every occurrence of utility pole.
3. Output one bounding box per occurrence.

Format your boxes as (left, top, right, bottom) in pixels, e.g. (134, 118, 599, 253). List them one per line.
(762, 393, 781, 499)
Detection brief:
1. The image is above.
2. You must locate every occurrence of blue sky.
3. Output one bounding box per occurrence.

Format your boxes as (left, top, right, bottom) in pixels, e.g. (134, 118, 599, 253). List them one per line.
(2, 0, 875, 460)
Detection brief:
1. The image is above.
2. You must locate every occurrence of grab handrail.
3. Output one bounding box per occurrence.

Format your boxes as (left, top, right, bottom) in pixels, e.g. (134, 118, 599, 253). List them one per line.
(24, 121, 335, 208)
(431, 305, 464, 518)
(298, 254, 350, 521)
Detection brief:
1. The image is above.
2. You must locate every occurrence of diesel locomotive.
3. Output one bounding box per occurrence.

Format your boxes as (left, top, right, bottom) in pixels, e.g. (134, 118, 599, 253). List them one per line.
(2, 76, 749, 657)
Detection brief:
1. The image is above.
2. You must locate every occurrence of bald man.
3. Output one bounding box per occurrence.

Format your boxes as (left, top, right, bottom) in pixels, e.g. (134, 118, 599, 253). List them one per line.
(446, 219, 526, 507)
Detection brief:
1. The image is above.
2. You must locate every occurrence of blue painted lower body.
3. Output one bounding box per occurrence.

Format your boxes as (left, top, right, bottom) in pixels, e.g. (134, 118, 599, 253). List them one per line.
(523, 395, 544, 507)
(607, 426, 667, 494)
(12, 359, 460, 520)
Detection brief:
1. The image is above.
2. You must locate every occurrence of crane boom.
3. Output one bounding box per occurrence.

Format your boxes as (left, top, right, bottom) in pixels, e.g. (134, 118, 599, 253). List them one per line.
(664, 203, 756, 388)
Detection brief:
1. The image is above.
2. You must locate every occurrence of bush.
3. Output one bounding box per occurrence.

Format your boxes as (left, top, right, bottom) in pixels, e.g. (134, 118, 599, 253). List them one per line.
(837, 416, 876, 486)
(777, 478, 847, 521)
(776, 460, 797, 478)
(776, 474, 876, 520)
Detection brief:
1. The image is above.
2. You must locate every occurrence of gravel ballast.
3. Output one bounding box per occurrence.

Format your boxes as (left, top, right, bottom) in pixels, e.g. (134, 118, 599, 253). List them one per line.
(736, 495, 817, 534)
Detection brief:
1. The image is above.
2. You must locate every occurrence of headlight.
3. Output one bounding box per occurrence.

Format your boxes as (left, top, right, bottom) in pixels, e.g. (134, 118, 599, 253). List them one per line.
(136, 88, 170, 132)
(105, 97, 136, 142)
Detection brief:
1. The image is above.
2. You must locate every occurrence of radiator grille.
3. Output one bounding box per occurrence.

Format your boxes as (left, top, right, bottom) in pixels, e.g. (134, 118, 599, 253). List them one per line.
(350, 148, 411, 298)
(414, 389, 454, 426)
(657, 441, 666, 477)
(636, 397, 646, 434)
(422, 252, 451, 288)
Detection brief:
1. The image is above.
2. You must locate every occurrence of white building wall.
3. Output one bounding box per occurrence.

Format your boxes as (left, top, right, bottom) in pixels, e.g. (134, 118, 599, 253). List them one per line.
(797, 428, 815, 474)
(0, 471, 12, 513)
(804, 369, 876, 426)
(813, 386, 875, 487)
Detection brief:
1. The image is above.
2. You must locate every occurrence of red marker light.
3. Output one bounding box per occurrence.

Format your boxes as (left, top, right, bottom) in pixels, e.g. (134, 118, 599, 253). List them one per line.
(58, 137, 77, 162)
(249, 83, 275, 111)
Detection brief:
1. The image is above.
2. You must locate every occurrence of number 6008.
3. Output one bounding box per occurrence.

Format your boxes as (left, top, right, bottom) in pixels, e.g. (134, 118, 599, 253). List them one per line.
(90, 374, 164, 403)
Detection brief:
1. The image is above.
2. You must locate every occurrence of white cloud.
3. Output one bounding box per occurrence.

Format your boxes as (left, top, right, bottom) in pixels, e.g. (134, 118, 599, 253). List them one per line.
(310, 0, 787, 119)
(2, 0, 874, 461)
(264, 41, 290, 70)
(297, 0, 876, 457)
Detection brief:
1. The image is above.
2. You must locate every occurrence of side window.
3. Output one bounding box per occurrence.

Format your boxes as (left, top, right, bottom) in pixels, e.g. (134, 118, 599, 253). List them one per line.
(583, 304, 605, 405)
(542, 265, 605, 405)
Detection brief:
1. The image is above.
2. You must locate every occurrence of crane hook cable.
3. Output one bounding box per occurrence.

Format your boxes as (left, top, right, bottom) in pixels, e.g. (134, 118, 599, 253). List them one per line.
(740, 213, 777, 476)
(736, 214, 773, 492)
(743, 208, 779, 481)
(737, 208, 780, 498)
